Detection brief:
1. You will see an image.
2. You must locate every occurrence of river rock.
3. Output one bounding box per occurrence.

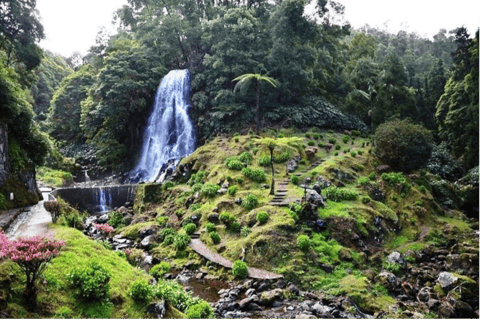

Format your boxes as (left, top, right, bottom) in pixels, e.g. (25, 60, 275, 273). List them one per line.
(147, 300, 166, 318)
(139, 225, 157, 239)
(437, 272, 458, 290)
(97, 214, 109, 224)
(306, 189, 325, 207)
(245, 288, 256, 297)
(286, 283, 300, 296)
(374, 271, 400, 292)
(238, 296, 256, 310)
(260, 288, 283, 306)
(287, 159, 298, 173)
(141, 235, 156, 249)
(208, 213, 219, 222)
(386, 251, 404, 265)
(311, 302, 333, 318)
(218, 188, 228, 194)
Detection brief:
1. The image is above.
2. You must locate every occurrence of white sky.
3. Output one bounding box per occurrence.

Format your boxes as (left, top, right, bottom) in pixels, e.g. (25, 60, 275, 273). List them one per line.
(36, 0, 480, 58)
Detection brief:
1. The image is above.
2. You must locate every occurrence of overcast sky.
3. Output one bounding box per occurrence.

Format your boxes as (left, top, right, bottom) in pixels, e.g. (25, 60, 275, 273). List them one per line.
(37, 0, 480, 58)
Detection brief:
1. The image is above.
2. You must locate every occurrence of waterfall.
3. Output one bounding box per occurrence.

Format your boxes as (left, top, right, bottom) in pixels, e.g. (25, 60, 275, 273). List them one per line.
(84, 170, 90, 182)
(129, 69, 195, 183)
(97, 187, 111, 213)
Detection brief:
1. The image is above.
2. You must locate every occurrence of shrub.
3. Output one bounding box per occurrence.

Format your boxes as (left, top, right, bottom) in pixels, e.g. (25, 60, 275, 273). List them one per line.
(242, 194, 258, 210)
(241, 226, 251, 237)
(232, 260, 248, 279)
(184, 223, 197, 235)
(256, 211, 269, 224)
(318, 142, 325, 147)
(125, 248, 145, 266)
(219, 212, 236, 225)
(257, 155, 271, 166)
(242, 167, 267, 182)
(329, 138, 336, 144)
(226, 185, 237, 196)
(236, 177, 243, 184)
(334, 152, 339, 156)
(278, 133, 284, 138)
(358, 150, 364, 156)
(54, 306, 73, 318)
(381, 172, 406, 185)
(173, 234, 191, 251)
(252, 147, 259, 155)
(361, 196, 371, 204)
(368, 172, 376, 181)
(274, 152, 291, 163)
(186, 301, 215, 319)
(352, 130, 361, 137)
(324, 186, 358, 202)
(192, 183, 203, 193)
(229, 221, 241, 232)
(335, 144, 341, 150)
(374, 119, 433, 172)
(150, 262, 171, 278)
(225, 158, 244, 170)
(209, 231, 220, 244)
(68, 261, 111, 301)
(159, 227, 176, 242)
(206, 222, 216, 233)
(164, 181, 174, 190)
(426, 142, 464, 181)
(163, 234, 176, 246)
(238, 152, 253, 164)
(313, 133, 320, 140)
(129, 279, 152, 302)
(297, 235, 311, 252)
(357, 177, 370, 185)
(419, 185, 427, 193)
(305, 133, 311, 138)
(108, 211, 126, 228)
(308, 141, 315, 146)
(189, 171, 206, 185)
(342, 135, 349, 143)
(291, 175, 299, 185)
(200, 184, 220, 198)
(350, 151, 357, 157)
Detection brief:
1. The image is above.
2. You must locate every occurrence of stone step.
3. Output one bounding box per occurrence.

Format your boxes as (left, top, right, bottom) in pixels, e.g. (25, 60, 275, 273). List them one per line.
(190, 232, 201, 239)
(269, 202, 289, 207)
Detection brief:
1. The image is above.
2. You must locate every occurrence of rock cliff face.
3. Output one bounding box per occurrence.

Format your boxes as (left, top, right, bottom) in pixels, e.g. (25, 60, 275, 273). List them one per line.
(0, 122, 41, 209)
(0, 123, 9, 187)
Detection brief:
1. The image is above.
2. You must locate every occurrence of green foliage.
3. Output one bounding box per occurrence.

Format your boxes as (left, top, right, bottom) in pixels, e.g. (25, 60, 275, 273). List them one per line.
(225, 157, 245, 170)
(357, 150, 363, 155)
(232, 260, 248, 279)
(257, 155, 271, 167)
(154, 279, 203, 313)
(427, 143, 465, 181)
(209, 231, 221, 244)
(200, 184, 220, 198)
(335, 144, 341, 150)
(313, 133, 320, 139)
(164, 181, 174, 190)
(173, 234, 191, 251)
(291, 175, 300, 185)
(67, 261, 111, 301)
(238, 152, 253, 164)
(129, 279, 152, 302)
(252, 147, 259, 155)
(0, 193, 6, 210)
(256, 211, 269, 224)
(352, 130, 361, 137)
(206, 222, 216, 233)
(368, 172, 376, 181)
(228, 185, 238, 196)
(149, 262, 171, 279)
(192, 183, 203, 193)
(242, 194, 259, 210)
(184, 223, 197, 235)
(350, 151, 357, 157)
(241, 226, 251, 237)
(383, 262, 403, 274)
(236, 177, 243, 184)
(342, 135, 350, 143)
(159, 228, 176, 242)
(329, 138, 336, 144)
(219, 212, 236, 226)
(374, 119, 433, 172)
(186, 301, 214, 319)
(324, 186, 359, 202)
(358, 177, 369, 185)
(189, 171, 206, 185)
(108, 211, 126, 229)
(361, 196, 371, 204)
(36, 167, 73, 187)
(308, 141, 315, 146)
(297, 235, 311, 252)
(242, 167, 267, 182)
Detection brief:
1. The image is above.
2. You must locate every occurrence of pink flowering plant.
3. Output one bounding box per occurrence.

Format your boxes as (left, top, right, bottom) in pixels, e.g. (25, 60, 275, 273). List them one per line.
(95, 223, 115, 235)
(0, 231, 65, 306)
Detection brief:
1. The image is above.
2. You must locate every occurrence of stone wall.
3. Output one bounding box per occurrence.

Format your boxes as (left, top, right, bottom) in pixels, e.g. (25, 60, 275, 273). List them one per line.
(0, 122, 9, 188)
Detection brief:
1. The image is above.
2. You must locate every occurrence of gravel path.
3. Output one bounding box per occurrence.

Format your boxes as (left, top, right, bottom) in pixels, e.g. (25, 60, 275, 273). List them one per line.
(190, 239, 283, 280)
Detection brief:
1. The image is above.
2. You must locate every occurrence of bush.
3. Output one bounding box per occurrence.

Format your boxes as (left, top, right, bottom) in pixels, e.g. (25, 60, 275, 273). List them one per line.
(297, 235, 311, 252)
(368, 172, 376, 181)
(329, 138, 336, 144)
(381, 172, 406, 185)
(242, 194, 258, 210)
(256, 211, 269, 224)
(186, 301, 215, 319)
(236, 177, 243, 184)
(357, 177, 370, 185)
(334, 152, 339, 156)
(342, 135, 349, 143)
(419, 185, 427, 193)
(164, 181, 174, 190)
(184, 223, 197, 235)
(361, 196, 371, 204)
(252, 147, 259, 155)
(129, 279, 152, 302)
(227, 185, 238, 196)
(241, 226, 251, 237)
(308, 141, 315, 146)
(291, 175, 299, 185)
(350, 151, 357, 157)
(219, 212, 236, 225)
(68, 261, 111, 301)
(238, 152, 253, 164)
(352, 130, 361, 137)
(335, 144, 341, 150)
(257, 155, 271, 166)
(374, 119, 433, 172)
(305, 133, 311, 138)
(159, 227, 176, 242)
(242, 167, 267, 182)
(173, 234, 191, 251)
(209, 231, 221, 244)
(125, 248, 145, 266)
(313, 133, 320, 140)
(357, 150, 364, 155)
(229, 221, 241, 232)
(232, 260, 248, 279)
(274, 152, 291, 163)
(189, 171, 206, 185)
(108, 211, 126, 228)
(206, 222, 216, 233)
(225, 158, 244, 170)
(324, 186, 358, 202)
(149, 262, 171, 278)
(200, 184, 220, 198)
(426, 143, 464, 181)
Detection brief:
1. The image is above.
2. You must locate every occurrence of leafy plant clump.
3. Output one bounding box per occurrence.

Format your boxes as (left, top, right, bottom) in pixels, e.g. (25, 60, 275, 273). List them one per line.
(257, 155, 271, 166)
(228, 185, 238, 195)
(209, 231, 221, 244)
(291, 175, 300, 185)
(256, 211, 269, 224)
(184, 223, 197, 235)
(149, 262, 171, 278)
(324, 186, 359, 202)
(232, 260, 248, 279)
(186, 301, 215, 319)
(68, 261, 111, 301)
(225, 157, 244, 170)
(242, 194, 259, 210)
(108, 211, 126, 228)
(374, 119, 433, 172)
(200, 183, 220, 198)
(206, 222, 216, 233)
(129, 278, 152, 302)
(173, 234, 191, 251)
(242, 167, 267, 182)
(297, 235, 311, 252)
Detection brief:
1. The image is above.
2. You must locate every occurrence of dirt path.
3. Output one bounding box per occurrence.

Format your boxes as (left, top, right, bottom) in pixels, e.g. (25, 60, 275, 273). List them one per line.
(189, 239, 283, 280)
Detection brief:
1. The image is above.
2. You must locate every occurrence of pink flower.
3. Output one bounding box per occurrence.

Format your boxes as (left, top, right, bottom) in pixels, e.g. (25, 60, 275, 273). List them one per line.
(95, 224, 115, 234)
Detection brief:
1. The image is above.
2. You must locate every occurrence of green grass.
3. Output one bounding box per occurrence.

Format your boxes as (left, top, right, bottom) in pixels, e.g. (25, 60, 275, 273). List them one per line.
(317, 200, 352, 219)
(36, 167, 74, 187)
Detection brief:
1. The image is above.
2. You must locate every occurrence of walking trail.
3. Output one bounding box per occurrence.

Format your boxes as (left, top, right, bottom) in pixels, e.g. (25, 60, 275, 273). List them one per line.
(189, 238, 283, 280)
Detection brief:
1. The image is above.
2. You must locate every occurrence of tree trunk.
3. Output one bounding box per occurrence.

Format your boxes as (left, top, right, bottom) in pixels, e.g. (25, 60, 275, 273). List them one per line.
(255, 80, 260, 135)
(269, 147, 275, 195)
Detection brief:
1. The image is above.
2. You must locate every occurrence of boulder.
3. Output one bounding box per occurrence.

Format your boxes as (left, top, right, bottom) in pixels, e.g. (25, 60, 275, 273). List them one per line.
(386, 251, 405, 265)
(260, 288, 283, 306)
(141, 235, 156, 249)
(311, 302, 333, 318)
(147, 300, 166, 318)
(286, 283, 300, 296)
(207, 213, 219, 222)
(437, 272, 458, 290)
(305, 189, 325, 207)
(374, 271, 400, 292)
(375, 165, 391, 174)
(97, 214, 109, 224)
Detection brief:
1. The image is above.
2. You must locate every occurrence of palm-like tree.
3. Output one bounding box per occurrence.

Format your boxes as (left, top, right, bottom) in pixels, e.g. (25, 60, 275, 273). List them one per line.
(254, 137, 303, 195)
(233, 73, 278, 134)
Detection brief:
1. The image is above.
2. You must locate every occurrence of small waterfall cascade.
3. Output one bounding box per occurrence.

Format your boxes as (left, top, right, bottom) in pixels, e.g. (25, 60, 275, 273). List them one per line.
(129, 69, 195, 183)
(97, 187, 112, 213)
(84, 170, 90, 183)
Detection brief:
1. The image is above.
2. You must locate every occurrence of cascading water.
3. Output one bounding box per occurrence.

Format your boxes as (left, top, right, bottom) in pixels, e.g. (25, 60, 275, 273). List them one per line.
(97, 187, 112, 213)
(129, 69, 195, 183)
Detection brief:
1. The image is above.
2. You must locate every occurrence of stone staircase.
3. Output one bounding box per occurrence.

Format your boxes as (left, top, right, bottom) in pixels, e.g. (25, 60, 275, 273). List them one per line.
(293, 158, 324, 177)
